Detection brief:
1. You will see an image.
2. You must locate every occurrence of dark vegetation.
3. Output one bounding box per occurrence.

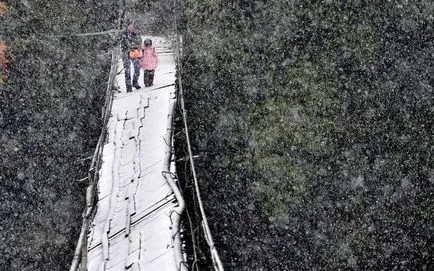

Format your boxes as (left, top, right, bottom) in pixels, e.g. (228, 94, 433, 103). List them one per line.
(172, 1, 434, 270)
(0, 1, 118, 269)
(1, 0, 433, 270)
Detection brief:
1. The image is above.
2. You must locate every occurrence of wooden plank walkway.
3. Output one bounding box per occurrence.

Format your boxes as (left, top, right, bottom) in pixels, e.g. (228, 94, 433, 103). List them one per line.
(86, 37, 184, 271)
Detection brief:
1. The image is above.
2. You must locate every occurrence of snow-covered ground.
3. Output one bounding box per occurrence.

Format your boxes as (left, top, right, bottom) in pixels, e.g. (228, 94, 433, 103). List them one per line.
(86, 37, 184, 271)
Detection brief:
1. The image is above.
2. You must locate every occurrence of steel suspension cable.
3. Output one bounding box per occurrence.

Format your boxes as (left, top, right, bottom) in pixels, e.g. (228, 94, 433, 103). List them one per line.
(172, 1, 225, 270)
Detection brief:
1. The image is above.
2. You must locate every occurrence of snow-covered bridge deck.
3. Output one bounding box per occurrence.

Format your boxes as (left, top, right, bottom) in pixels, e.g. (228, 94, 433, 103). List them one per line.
(86, 37, 184, 271)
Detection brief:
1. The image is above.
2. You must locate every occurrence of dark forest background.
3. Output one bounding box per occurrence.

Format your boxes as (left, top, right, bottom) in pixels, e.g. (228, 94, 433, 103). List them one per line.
(173, 1, 434, 271)
(0, 1, 118, 269)
(1, 0, 434, 270)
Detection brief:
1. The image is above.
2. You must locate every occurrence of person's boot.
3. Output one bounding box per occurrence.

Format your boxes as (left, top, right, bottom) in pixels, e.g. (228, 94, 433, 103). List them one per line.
(126, 86, 132, 93)
(150, 71, 155, 86)
(133, 82, 141, 89)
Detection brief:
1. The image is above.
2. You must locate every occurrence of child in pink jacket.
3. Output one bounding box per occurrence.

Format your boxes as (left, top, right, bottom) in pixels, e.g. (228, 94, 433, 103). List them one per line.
(139, 39, 159, 87)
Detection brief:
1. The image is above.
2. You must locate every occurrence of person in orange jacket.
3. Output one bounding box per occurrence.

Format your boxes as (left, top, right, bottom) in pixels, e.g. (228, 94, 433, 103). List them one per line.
(139, 39, 159, 87)
(120, 22, 142, 92)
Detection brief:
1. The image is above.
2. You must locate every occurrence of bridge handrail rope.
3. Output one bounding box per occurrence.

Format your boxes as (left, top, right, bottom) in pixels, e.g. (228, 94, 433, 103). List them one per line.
(70, 46, 120, 271)
(172, 2, 225, 270)
(162, 96, 188, 271)
(70, 3, 124, 271)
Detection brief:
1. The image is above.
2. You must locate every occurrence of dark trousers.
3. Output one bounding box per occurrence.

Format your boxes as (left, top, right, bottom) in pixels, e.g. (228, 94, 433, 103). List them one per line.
(143, 70, 155, 87)
(122, 53, 140, 92)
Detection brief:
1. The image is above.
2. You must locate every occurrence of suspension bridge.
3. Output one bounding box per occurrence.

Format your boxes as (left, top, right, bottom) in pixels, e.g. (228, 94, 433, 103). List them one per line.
(70, 36, 223, 271)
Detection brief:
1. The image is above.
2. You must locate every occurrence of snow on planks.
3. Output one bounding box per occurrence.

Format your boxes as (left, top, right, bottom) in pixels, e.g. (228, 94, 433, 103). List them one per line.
(87, 37, 183, 271)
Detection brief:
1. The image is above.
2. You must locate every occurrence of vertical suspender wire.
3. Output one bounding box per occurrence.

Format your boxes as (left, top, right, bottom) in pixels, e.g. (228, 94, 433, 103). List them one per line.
(173, 1, 224, 270)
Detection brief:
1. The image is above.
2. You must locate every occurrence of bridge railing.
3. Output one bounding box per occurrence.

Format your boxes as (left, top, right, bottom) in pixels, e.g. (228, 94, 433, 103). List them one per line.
(70, 40, 120, 271)
(172, 32, 225, 271)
